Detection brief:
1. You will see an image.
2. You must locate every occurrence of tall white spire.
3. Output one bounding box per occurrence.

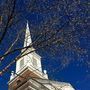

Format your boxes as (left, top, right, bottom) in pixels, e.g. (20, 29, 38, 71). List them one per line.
(14, 20, 48, 81)
(24, 21, 32, 47)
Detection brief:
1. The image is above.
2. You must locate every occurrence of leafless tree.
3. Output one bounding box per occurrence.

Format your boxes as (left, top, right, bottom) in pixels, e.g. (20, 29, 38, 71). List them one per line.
(0, 0, 89, 75)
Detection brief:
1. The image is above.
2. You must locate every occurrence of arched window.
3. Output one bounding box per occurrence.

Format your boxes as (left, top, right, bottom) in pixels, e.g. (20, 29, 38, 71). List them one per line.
(33, 58, 37, 67)
(20, 59, 24, 68)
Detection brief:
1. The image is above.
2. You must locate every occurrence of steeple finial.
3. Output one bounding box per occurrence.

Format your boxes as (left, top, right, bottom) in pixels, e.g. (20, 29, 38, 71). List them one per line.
(26, 20, 29, 31)
(24, 21, 32, 47)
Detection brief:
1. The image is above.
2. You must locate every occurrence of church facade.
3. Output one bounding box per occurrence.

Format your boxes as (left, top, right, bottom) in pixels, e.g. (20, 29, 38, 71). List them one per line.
(8, 21, 75, 90)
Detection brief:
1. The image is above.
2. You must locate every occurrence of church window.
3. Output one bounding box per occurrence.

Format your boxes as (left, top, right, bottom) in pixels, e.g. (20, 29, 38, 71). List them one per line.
(20, 59, 24, 68)
(33, 58, 37, 67)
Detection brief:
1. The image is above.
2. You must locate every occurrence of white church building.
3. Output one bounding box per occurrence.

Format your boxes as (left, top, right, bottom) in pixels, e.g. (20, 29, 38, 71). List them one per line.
(8, 21, 75, 90)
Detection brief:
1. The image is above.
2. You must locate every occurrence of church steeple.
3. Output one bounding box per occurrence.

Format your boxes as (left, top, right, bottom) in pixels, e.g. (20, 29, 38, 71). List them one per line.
(24, 21, 32, 47)
(14, 20, 48, 78)
(9, 21, 74, 90)
(9, 21, 48, 90)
